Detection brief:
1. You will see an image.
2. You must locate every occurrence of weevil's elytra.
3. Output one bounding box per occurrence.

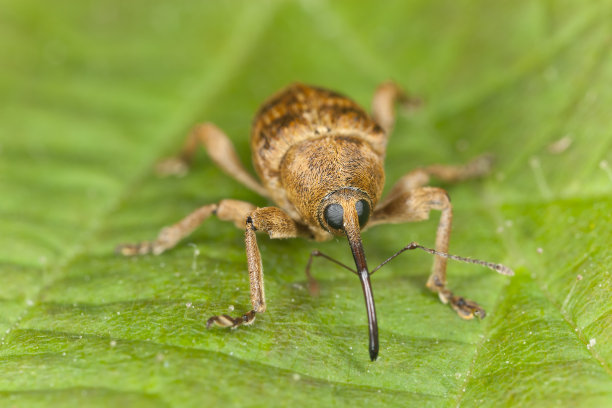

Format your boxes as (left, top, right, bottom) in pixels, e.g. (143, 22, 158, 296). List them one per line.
(251, 84, 386, 234)
(117, 82, 513, 361)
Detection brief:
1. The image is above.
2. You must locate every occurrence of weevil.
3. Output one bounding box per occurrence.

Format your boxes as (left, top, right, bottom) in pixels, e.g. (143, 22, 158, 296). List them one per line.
(117, 82, 513, 361)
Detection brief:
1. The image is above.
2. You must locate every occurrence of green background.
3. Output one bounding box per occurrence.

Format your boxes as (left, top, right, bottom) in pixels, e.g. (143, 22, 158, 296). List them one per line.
(1, 0, 611, 407)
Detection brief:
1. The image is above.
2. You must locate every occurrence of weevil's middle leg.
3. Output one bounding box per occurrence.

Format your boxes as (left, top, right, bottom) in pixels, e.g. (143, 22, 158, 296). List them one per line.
(377, 155, 494, 209)
(156, 122, 269, 198)
(207, 207, 311, 328)
(206, 216, 265, 328)
(304, 250, 357, 296)
(370, 187, 485, 319)
(116, 199, 256, 256)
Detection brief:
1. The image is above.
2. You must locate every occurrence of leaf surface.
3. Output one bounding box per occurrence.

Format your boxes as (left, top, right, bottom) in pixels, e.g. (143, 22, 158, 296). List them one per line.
(1, 1, 611, 407)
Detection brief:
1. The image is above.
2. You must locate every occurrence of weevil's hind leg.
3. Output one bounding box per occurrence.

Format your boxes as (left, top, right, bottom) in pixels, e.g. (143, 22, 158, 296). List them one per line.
(370, 187, 485, 319)
(156, 122, 269, 198)
(116, 199, 256, 256)
(207, 207, 311, 328)
(303, 250, 357, 296)
(377, 155, 494, 209)
(371, 81, 421, 134)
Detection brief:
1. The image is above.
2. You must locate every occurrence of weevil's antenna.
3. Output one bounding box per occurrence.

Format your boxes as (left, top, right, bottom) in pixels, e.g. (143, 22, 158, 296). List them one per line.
(370, 242, 514, 276)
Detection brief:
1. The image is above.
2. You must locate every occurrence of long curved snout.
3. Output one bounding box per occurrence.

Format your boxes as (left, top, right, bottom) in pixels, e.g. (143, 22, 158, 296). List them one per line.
(343, 204, 379, 361)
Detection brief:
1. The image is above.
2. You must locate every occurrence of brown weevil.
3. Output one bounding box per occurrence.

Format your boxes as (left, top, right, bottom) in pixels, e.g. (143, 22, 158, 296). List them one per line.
(117, 82, 513, 361)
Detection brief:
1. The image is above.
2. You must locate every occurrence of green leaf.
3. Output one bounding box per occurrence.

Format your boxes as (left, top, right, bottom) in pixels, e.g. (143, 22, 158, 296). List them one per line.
(1, 0, 611, 407)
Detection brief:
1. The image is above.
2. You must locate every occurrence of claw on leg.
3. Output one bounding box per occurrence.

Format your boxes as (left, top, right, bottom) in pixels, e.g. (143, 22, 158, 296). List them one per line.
(115, 226, 181, 256)
(458, 153, 495, 179)
(116, 204, 220, 257)
(206, 310, 257, 329)
(155, 157, 189, 177)
(304, 250, 321, 297)
(303, 249, 360, 297)
(115, 241, 154, 256)
(430, 283, 486, 320)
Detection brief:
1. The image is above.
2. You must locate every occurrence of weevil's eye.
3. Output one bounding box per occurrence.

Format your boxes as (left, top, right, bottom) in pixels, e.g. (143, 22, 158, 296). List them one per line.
(324, 204, 344, 230)
(355, 199, 370, 227)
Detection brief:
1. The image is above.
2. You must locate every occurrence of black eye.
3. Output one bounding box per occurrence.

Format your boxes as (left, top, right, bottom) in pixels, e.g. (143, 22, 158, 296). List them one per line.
(324, 204, 344, 230)
(355, 200, 370, 227)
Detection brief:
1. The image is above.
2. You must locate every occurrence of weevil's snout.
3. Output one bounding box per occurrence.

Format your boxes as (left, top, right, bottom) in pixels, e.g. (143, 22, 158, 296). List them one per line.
(344, 208, 379, 362)
(318, 190, 379, 360)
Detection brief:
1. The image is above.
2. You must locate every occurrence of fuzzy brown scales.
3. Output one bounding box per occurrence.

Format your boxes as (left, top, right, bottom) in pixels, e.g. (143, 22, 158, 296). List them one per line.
(117, 82, 512, 361)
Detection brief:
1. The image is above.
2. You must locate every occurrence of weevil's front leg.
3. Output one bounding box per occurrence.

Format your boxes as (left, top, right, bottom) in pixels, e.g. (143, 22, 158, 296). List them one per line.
(370, 187, 485, 319)
(207, 207, 311, 328)
(371, 81, 421, 134)
(116, 199, 256, 256)
(156, 122, 269, 198)
(377, 155, 494, 209)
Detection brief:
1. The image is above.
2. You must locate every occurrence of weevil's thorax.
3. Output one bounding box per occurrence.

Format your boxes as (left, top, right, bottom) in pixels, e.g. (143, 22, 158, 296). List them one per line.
(280, 135, 384, 233)
(250, 84, 387, 227)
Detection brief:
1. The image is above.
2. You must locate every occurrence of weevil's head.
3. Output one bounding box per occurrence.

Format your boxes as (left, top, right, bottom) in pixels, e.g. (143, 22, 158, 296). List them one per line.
(280, 135, 384, 233)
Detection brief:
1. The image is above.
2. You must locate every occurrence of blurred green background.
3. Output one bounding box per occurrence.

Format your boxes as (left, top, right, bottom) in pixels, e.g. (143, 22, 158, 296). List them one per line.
(0, 0, 611, 407)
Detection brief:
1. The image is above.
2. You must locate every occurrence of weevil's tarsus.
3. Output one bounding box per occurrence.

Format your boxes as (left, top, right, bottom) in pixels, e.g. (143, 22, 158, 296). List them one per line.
(304, 252, 321, 296)
(439, 289, 486, 319)
(155, 156, 189, 178)
(206, 310, 257, 329)
(116, 241, 154, 256)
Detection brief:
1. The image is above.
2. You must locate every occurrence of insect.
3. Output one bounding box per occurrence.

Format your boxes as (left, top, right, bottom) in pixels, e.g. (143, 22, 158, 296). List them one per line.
(117, 82, 513, 361)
